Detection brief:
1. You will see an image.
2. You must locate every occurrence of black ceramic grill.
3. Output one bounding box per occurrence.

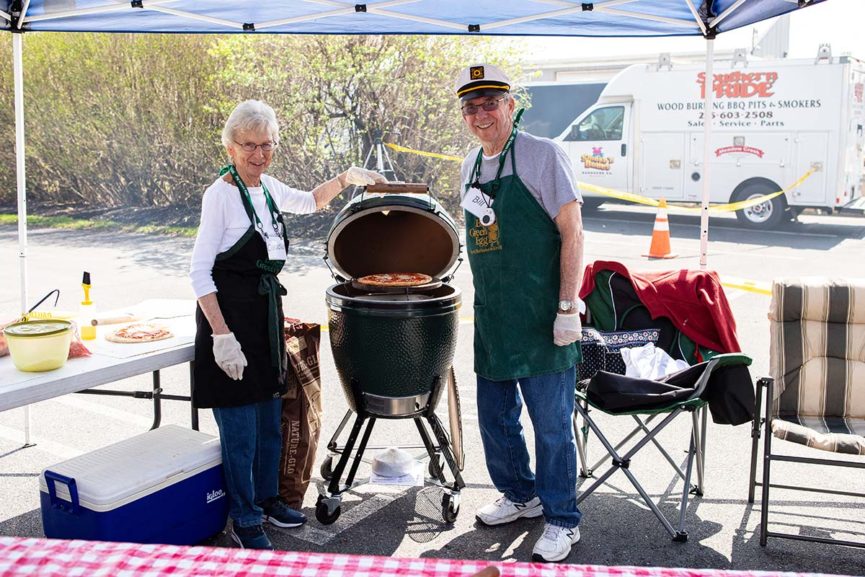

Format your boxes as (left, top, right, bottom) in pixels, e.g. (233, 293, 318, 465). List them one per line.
(316, 183, 466, 525)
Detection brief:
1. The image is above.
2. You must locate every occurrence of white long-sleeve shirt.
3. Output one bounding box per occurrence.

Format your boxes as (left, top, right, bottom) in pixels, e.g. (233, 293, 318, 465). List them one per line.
(189, 174, 317, 298)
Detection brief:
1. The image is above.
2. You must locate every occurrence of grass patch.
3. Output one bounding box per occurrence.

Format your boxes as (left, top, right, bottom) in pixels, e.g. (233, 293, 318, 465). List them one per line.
(135, 224, 197, 237)
(0, 213, 197, 237)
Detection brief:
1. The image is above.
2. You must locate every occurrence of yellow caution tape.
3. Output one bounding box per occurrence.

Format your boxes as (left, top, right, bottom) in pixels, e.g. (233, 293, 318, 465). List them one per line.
(578, 182, 660, 207)
(579, 168, 815, 213)
(698, 168, 815, 213)
(384, 142, 463, 162)
(720, 278, 772, 296)
(384, 140, 815, 215)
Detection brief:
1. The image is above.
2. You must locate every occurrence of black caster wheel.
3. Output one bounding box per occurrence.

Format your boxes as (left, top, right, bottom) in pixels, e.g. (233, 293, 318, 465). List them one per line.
(320, 455, 334, 481)
(441, 493, 459, 523)
(315, 494, 341, 525)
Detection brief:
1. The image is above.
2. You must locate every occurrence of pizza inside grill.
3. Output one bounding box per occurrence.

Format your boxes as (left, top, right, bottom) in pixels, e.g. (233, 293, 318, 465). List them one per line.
(357, 272, 434, 287)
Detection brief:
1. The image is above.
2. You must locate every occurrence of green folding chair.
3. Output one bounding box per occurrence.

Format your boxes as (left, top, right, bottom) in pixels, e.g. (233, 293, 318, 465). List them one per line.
(575, 353, 753, 542)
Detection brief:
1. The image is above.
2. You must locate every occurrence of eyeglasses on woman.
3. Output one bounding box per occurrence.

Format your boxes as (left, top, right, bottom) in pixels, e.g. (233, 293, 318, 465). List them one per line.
(234, 141, 278, 153)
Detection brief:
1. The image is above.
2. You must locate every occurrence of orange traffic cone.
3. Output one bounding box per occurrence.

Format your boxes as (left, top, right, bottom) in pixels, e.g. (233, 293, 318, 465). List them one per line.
(643, 198, 677, 259)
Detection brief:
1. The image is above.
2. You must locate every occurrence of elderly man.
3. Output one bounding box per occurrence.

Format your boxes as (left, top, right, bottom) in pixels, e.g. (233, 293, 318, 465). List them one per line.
(455, 64, 585, 563)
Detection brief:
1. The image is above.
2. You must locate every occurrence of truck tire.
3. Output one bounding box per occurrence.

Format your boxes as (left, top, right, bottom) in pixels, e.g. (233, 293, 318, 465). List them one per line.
(732, 181, 786, 229)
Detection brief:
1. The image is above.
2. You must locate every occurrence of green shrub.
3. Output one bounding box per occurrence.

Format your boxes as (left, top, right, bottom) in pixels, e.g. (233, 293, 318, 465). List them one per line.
(0, 33, 525, 216)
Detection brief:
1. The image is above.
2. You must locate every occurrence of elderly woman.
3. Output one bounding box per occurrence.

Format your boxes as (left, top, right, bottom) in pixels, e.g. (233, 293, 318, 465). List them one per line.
(190, 100, 384, 550)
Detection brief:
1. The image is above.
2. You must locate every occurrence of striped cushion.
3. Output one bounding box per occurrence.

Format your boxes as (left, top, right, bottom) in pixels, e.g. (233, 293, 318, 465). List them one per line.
(772, 417, 865, 455)
(769, 278, 865, 453)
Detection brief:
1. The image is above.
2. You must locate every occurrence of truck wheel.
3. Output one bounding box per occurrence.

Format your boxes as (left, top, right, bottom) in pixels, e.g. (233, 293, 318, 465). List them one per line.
(733, 183, 786, 229)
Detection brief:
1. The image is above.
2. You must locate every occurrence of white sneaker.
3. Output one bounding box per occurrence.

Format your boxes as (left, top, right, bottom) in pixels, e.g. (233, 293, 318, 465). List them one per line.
(531, 523, 580, 563)
(475, 495, 543, 526)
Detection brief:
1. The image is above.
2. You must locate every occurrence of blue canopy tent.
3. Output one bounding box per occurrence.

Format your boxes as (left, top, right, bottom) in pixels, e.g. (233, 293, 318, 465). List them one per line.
(0, 0, 829, 440)
(2, 1, 826, 35)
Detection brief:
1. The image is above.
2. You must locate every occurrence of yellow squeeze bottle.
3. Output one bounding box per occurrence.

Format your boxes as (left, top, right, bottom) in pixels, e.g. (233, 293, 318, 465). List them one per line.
(80, 271, 96, 340)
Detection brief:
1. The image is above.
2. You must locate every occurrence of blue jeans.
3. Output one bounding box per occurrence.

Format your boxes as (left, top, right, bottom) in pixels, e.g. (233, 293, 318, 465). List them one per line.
(476, 366, 581, 528)
(212, 397, 282, 528)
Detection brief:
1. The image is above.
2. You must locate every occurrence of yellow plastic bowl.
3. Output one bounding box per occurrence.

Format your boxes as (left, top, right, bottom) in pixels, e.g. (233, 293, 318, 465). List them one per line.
(4, 319, 73, 372)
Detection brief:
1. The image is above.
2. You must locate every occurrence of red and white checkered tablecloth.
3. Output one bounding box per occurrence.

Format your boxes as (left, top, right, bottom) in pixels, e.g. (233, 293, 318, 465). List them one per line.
(0, 537, 844, 577)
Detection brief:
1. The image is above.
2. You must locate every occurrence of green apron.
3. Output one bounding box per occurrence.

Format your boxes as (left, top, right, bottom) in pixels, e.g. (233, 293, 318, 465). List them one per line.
(465, 129, 580, 381)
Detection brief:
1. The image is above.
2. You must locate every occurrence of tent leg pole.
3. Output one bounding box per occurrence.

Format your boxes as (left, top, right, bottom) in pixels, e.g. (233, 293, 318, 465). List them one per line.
(14, 33, 33, 447)
(14, 33, 27, 314)
(22, 407, 34, 448)
(699, 38, 715, 271)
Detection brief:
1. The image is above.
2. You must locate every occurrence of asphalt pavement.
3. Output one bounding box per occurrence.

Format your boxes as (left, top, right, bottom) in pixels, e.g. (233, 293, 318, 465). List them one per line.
(0, 206, 864, 574)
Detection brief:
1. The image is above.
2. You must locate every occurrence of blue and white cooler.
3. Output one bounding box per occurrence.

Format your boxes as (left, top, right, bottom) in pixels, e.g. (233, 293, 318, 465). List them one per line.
(40, 424, 228, 545)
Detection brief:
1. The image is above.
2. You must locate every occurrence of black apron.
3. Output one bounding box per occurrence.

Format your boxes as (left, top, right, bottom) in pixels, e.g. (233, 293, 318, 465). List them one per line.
(194, 170, 290, 408)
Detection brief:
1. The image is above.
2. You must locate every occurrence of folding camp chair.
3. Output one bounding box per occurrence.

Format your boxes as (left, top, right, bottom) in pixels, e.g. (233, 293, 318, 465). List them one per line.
(572, 327, 708, 489)
(575, 264, 752, 486)
(748, 278, 865, 548)
(577, 271, 705, 482)
(575, 353, 753, 542)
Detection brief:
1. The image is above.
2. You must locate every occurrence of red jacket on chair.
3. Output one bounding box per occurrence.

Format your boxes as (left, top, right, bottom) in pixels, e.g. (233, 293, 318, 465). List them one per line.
(579, 260, 741, 354)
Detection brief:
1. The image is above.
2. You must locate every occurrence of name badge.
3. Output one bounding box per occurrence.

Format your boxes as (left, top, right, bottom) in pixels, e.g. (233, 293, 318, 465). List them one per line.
(265, 233, 287, 261)
(461, 186, 496, 227)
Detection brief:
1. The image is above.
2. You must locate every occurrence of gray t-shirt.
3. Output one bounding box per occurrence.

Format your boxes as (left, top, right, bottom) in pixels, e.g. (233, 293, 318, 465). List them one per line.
(460, 131, 582, 220)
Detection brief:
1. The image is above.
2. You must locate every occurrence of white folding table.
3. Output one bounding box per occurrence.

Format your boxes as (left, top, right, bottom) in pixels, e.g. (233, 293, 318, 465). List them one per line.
(0, 300, 199, 431)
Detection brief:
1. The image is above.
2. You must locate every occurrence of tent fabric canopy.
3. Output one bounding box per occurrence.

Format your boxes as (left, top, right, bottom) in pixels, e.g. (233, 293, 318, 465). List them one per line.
(2, 1, 826, 37)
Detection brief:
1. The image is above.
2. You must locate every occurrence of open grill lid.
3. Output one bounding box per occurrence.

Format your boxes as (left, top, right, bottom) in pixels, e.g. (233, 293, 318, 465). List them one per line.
(325, 183, 462, 284)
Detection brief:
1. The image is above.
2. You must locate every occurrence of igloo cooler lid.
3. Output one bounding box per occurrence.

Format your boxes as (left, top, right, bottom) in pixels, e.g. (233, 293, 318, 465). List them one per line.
(325, 183, 461, 283)
(39, 425, 222, 510)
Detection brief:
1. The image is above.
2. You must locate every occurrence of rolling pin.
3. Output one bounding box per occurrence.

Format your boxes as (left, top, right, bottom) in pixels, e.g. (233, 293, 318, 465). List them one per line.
(91, 314, 139, 326)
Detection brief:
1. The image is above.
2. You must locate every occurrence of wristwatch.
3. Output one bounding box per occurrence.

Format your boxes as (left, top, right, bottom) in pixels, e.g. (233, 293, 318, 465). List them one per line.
(558, 299, 575, 313)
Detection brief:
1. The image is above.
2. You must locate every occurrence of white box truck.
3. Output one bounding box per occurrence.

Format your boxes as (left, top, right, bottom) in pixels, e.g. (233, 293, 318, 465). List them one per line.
(554, 56, 865, 228)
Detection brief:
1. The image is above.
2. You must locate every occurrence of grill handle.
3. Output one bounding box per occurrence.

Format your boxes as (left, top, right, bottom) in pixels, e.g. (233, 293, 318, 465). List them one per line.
(364, 183, 429, 194)
(360, 182, 435, 211)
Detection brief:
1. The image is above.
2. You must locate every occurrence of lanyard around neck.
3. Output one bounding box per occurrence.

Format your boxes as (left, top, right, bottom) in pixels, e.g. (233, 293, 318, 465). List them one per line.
(469, 108, 525, 195)
(221, 164, 281, 237)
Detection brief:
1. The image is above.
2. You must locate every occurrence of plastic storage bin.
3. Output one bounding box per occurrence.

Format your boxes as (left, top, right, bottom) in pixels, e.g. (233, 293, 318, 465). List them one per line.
(40, 425, 228, 545)
(4, 319, 73, 372)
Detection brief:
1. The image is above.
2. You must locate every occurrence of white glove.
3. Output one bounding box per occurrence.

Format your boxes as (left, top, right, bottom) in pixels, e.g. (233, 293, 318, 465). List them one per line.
(553, 313, 582, 347)
(343, 166, 386, 186)
(212, 332, 247, 381)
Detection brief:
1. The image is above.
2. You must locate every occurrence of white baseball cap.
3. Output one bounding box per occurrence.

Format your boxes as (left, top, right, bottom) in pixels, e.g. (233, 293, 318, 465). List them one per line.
(454, 64, 511, 101)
